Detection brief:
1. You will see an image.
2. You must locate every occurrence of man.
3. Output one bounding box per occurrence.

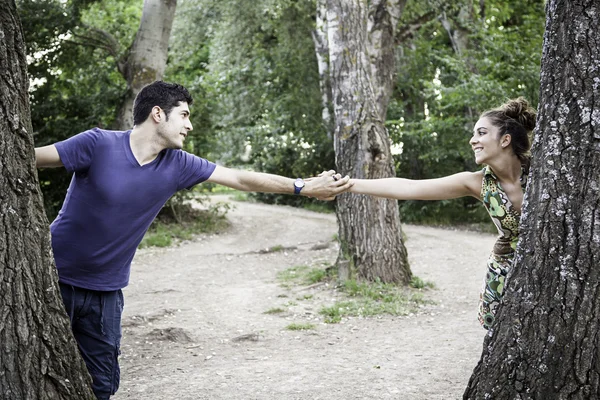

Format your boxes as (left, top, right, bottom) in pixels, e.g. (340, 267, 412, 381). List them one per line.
(35, 81, 351, 399)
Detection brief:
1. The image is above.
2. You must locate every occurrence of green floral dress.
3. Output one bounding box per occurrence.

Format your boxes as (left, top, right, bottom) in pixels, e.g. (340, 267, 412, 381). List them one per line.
(478, 163, 529, 329)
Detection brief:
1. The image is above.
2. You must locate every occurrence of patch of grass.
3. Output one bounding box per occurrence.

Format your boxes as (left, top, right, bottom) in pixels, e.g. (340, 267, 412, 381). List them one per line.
(409, 276, 436, 289)
(274, 265, 434, 325)
(318, 279, 433, 324)
(139, 203, 229, 249)
(277, 265, 310, 288)
(269, 245, 284, 253)
(264, 307, 286, 315)
(140, 224, 174, 248)
(297, 294, 314, 301)
(277, 265, 332, 288)
(320, 305, 343, 324)
(306, 268, 328, 284)
(286, 323, 316, 331)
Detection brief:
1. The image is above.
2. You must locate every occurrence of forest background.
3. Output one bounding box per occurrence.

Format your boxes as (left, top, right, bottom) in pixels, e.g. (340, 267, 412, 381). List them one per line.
(20, 0, 545, 226)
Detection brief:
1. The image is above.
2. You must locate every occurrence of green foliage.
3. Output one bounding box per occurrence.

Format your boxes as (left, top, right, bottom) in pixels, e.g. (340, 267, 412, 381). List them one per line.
(393, 0, 545, 224)
(19, 0, 140, 218)
(22, 0, 546, 227)
(196, 0, 334, 207)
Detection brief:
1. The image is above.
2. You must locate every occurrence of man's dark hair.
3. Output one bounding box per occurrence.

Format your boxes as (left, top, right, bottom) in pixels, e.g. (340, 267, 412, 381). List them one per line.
(132, 81, 193, 126)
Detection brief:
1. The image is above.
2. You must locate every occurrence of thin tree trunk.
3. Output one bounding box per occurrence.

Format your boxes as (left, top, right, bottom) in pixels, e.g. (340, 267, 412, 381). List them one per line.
(367, 0, 406, 119)
(327, 0, 411, 284)
(114, 0, 177, 130)
(0, 2, 94, 398)
(311, 0, 333, 136)
(464, 1, 600, 398)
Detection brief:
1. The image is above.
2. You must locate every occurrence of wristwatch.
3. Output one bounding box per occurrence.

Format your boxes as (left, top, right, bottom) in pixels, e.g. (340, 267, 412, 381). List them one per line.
(294, 178, 305, 195)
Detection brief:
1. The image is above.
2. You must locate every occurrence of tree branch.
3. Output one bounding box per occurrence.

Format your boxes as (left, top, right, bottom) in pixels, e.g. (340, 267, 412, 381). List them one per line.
(395, 10, 437, 44)
(67, 26, 128, 77)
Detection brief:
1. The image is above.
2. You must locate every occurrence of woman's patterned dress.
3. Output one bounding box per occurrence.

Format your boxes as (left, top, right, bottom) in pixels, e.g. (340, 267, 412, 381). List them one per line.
(478, 163, 529, 329)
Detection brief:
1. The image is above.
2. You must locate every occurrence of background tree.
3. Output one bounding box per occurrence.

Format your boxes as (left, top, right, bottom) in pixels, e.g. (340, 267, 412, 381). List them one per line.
(326, 0, 411, 283)
(20, 0, 545, 229)
(0, 1, 94, 398)
(113, 0, 177, 129)
(464, 0, 600, 397)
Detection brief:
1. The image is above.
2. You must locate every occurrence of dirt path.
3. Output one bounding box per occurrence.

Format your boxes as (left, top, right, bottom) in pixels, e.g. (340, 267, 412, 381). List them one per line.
(113, 197, 496, 400)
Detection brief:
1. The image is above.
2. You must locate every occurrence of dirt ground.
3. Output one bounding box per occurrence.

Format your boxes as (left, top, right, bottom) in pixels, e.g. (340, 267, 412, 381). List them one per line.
(112, 196, 497, 400)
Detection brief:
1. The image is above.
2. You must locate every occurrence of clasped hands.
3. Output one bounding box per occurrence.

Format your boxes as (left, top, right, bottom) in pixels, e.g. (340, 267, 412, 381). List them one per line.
(303, 170, 353, 201)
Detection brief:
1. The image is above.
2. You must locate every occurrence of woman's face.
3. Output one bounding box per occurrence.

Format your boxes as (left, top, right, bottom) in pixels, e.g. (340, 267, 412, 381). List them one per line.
(469, 117, 505, 165)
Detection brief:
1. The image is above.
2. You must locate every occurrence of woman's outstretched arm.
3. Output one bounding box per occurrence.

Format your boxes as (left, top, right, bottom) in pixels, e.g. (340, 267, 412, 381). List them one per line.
(349, 171, 483, 201)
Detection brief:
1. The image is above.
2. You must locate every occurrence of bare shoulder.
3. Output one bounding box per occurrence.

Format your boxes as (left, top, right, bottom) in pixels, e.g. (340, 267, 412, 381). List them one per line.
(458, 170, 484, 199)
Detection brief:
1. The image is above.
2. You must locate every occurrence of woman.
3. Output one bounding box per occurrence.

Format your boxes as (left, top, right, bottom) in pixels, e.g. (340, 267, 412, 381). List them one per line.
(349, 98, 537, 329)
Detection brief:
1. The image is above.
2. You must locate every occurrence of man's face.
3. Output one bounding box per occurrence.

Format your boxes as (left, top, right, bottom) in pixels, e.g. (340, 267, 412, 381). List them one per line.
(157, 102, 193, 149)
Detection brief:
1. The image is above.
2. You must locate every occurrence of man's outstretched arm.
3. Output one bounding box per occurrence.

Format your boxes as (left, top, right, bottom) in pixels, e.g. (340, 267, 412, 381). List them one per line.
(35, 145, 63, 168)
(206, 166, 352, 200)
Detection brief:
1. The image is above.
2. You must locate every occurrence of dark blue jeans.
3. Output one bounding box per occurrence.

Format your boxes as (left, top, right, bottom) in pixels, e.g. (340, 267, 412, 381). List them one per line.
(59, 283, 124, 400)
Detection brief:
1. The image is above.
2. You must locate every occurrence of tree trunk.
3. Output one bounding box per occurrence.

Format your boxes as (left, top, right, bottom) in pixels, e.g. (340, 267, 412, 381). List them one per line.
(311, 0, 333, 137)
(327, 0, 411, 284)
(366, 0, 406, 119)
(0, 2, 95, 399)
(464, 1, 600, 398)
(114, 0, 177, 130)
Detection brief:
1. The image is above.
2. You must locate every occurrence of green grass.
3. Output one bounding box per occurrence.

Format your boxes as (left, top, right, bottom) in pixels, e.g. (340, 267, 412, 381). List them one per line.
(264, 307, 286, 315)
(277, 265, 310, 287)
(318, 279, 433, 324)
(277, 264, 333, 288)
(139, 209, 229, 249)
(285, 323, 316, 331)
(409, 276, 436, 289)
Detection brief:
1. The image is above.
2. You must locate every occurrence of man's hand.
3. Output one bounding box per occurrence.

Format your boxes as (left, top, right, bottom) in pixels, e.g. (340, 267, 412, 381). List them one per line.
(303, 170, 352, 200)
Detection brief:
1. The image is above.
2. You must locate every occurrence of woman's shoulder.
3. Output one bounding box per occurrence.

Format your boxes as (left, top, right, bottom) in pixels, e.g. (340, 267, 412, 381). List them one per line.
(447, 170, 484, 199)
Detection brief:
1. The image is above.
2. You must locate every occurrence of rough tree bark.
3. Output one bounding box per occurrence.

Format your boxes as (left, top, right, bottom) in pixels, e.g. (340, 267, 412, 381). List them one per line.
(326, 0, 411, 284)
(0, 2, 94, 399)
(311, 0, 333, 137)
(113, 0, 177, 130)
(464, 1, 600, 398)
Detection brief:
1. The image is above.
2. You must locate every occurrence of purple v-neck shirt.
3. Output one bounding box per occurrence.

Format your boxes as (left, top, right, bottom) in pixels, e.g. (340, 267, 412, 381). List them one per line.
(51, 128, 216, 290)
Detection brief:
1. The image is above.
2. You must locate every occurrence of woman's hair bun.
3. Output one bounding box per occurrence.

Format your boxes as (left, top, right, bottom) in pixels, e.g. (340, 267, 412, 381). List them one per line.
(500, 97, 537, 132)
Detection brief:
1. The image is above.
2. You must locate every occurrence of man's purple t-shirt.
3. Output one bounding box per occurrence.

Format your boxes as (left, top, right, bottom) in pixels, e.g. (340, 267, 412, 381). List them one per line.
(51, 128, 216, 291)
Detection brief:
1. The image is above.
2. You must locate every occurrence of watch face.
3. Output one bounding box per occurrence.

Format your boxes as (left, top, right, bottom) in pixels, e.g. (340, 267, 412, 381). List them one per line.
(294, 179, 305, 188)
